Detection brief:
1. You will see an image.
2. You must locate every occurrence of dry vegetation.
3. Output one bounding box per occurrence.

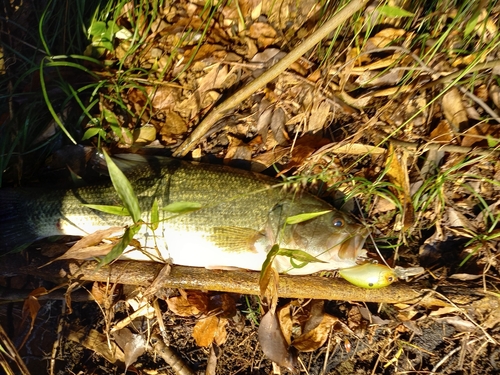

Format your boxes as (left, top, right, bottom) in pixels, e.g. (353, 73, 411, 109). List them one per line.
(1, 0, 500, 374)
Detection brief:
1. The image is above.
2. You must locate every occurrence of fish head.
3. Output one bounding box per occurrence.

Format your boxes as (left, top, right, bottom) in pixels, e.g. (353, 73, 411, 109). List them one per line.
(276, 207, 369, 274)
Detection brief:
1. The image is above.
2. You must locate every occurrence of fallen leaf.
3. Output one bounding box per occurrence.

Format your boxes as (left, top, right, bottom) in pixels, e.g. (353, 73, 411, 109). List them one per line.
(385, 144, 414, 229)
(258, 310, 296, 371)
(133, 125, 156, 145)
(430, 120, 454, 143)
(442, 87, 468, 132)
(214, 317, 228, 346)
(55, 227, 125, 261)
(167, 294, 202, 317)
(292, 313, 338, 352)
(113, 328, 148, 370)
(69, 329, 125, 364)
(307, 100, 331, 133)
(19, 287, 47, 349)
(365, 28, 406, 49)
(193, 315, 219, 347)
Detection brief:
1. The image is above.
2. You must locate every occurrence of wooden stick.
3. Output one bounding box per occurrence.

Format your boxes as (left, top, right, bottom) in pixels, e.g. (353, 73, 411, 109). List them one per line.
(8, 258, 462, 308)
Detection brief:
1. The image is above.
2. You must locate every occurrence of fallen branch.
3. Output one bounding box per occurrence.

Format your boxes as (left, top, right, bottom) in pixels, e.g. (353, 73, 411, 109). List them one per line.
(173, 0, 370, 157)
(8, 256, 498, 312)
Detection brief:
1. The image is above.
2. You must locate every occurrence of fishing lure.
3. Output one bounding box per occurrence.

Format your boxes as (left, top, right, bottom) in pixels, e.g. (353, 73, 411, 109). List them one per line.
(338, 263, 398, 289)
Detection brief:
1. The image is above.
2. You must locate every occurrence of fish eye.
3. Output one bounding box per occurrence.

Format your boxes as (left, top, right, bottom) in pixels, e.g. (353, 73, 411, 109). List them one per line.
(332, 218, 345, 227)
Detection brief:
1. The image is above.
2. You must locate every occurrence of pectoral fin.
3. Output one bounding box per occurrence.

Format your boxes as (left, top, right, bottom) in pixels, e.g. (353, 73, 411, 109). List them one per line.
(209, 226, 265, 253)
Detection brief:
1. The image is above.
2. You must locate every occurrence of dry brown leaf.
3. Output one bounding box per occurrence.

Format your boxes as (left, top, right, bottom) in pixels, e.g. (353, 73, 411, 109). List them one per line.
(56, 227, 125, 260)
(113, 328, 148, 370)
(385, 144, 414, 229)
(270, 107, 288, 145)
(372, 196, 397, 214)
(184, 44, 226, 62)
(248, 22, 277, 48)
(448, 273, 482, 281)
(250, 48, 282, 63)
(160, 110, 188, 138)
(442, 87, 468, 132)
(167, 294, 202, 317)
(206, 344, 218, 375)
(149, 85, 180, 111)
(292, 313, 338, 352)
(355, 68, 404, 87)
(258, 310, 296, 371)
(339, 90, 372, 108)
(428, 306, 460, 316)
(307, 100, 331, 133)
(186, 291, 210, 315)
(19, 287, 47, 349)
(446, 206, 476, 230)
(278, 134, 331, 174)
(214, 317, 228, 346)
(328, 142, 386, 155)
(69, 329, 125, 364)
(461, 123, 492, 147)
(91, 282, 108, 306)
(430, 120, 454, 143)
(133, 125, 156, 145)
(193, 315, 219, 347)
(365, 28, 406, 49)
(277, 304, 293, 346)
(489, 84, 500, 108)
(474, 9, 498, 41)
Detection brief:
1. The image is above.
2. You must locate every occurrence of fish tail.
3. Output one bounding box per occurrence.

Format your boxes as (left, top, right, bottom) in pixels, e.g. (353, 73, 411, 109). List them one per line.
(0, 189, 39, 253)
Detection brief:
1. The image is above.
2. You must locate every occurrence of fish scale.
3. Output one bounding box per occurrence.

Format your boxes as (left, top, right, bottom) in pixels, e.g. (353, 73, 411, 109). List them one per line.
(0, 155, 369, 275)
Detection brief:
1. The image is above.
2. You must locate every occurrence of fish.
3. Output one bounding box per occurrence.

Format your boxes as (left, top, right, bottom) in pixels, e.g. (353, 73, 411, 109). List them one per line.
(0, 154, 369, 275)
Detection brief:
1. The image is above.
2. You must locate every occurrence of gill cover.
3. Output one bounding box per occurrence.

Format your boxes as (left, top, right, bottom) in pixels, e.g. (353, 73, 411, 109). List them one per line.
(338, 263, 397, 289)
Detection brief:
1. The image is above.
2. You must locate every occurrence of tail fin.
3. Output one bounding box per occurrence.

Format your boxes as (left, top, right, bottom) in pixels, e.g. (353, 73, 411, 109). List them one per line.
(0, 189, 39, 254)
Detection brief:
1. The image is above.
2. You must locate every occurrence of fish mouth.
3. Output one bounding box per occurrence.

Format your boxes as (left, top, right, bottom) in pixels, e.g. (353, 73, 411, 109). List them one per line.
(338, 226, 370, 260)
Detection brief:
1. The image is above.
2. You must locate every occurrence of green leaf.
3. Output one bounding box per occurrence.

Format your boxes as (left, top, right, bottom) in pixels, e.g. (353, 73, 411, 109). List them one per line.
(260, 243, 280, 282)
(377, 5, 414, 18)
(102, 149, 141, 223)
(89, 21, 107, 37)
(487, 135, 499, 148)
(277, 248, 327, 264)
(99, 224, 141, 267)
(162, 201, 202, 214)
(465, 12, 480, 37)
(285, 210, 331, 225)
(84, 204, 130, 216)
(104, 21, 120, 40)
(103, 108, 119, 126)
(82, 127, 105, 141)
(151, 198, 160, 231)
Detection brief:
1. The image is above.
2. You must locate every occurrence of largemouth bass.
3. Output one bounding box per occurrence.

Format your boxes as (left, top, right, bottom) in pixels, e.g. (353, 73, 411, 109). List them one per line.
(0, 155, 368, 275)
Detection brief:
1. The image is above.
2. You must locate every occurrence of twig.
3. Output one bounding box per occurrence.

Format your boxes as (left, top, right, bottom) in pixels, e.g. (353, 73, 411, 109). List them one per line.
(375, 129, 500, 156)
(173, 0, 370, 157)
(150, 334, 194, 375)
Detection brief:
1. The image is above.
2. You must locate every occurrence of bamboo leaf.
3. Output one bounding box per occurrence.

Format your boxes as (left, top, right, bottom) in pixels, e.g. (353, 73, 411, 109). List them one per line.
(285, 210, 331, 225)
(84, 204, 130, 216)
(377, 5, 414, 17)
(278, 248, 327, 268)
(151, 198, 159, 231)
(162, 201, 202, 214)
(103, 150, 141, 223)
(260, 244, 280, 283)
(99, 224, 141, 267)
